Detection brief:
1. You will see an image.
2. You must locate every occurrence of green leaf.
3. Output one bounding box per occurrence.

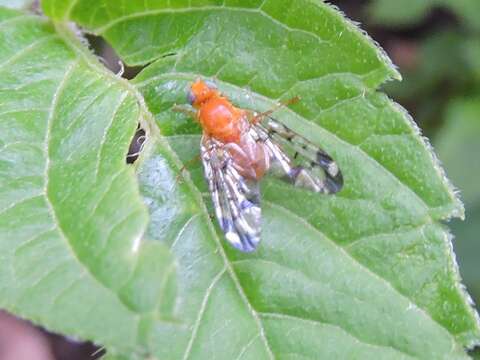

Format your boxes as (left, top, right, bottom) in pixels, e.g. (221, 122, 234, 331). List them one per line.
(0, 6, 176, 356)
(3, 0, 479, 358)
(42, 0, 480, 356)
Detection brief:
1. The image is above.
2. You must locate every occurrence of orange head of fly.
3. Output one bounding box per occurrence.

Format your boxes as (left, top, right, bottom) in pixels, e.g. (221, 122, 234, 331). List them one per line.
(187, 80, 246, 144)
(187, 79, 219, 109)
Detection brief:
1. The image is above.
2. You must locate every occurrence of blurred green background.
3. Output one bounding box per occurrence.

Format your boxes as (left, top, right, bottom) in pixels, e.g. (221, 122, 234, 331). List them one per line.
(335, 0, 480, 317)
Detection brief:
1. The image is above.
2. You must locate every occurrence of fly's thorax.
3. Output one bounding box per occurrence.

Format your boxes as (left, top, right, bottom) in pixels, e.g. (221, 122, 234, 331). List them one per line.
(198, 96, 247, 143)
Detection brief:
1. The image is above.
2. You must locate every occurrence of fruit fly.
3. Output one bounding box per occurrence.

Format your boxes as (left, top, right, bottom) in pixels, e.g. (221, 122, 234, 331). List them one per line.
(186, 79, 343, 252)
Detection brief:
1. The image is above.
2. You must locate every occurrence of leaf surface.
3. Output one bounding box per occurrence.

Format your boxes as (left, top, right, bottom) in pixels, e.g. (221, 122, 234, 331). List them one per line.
(0, 6, 176, 357)
(0, 0, 33, 10)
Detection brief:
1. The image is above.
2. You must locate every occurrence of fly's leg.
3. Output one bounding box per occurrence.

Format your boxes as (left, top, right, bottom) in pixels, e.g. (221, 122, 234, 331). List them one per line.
(248, 96, 301, 124)
(172, 104, 201, 182)
(176, 154, 202, 182)
(176, 137, 216, 182)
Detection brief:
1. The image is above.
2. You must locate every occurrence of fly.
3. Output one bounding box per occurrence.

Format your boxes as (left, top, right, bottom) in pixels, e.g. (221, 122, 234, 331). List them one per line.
(184, 79, 343, 252)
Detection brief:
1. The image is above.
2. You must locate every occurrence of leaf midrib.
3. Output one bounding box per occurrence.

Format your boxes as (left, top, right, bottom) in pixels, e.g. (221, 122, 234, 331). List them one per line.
(22, 19, 165, 357)
(146, 138, 277, 359)
(50, 14, 277, 359)
(38, 59, 141, 353)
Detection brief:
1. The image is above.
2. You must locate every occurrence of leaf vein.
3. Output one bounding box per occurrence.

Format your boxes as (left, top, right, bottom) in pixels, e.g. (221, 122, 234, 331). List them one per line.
(0, 108, 49, 118)
(13, 227, 57, 257)
(234, 333, 261, 360)
(99, 208, 145, 255)
(42, 60, 142, 320)
(0, 14, 38, 29)
(83, 169, 125, 223)
(157, 113, 276, 358)
(18, 259, 72, 300)
(262, 200, 457, 353)
(0, 194, 43, 217)
(182, 267, 226, 360)
(0, 35, 60, 71)
(171, 213, 200, 249)
(260, 312, 415, 359)
(94, 91, 129, 180)
(52, 271, 86, 307)
(345, 222, 431, 249)
(94, 7, 330, 48)
(63, 76, 112, 132)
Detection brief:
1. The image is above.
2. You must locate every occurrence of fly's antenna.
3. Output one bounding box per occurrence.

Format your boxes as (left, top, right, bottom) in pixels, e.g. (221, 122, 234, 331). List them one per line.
(172, 104, 198, 119)
(251, 96, 301, 124)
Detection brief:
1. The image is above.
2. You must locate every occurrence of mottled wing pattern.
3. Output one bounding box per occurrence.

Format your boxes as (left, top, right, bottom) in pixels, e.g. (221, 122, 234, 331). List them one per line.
(201, 136, 261, 252)
(253, 117, 343, 194)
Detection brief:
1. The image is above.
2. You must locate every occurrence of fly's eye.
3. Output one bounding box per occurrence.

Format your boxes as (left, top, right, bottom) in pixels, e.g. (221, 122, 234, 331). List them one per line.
(205, 80, 217, 90)
(187, 90, 196, 105)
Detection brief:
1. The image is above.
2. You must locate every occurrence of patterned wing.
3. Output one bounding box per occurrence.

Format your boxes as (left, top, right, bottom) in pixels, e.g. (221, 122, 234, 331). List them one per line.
(252, 117, 343, 194)
(201, 136, 261, 252)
